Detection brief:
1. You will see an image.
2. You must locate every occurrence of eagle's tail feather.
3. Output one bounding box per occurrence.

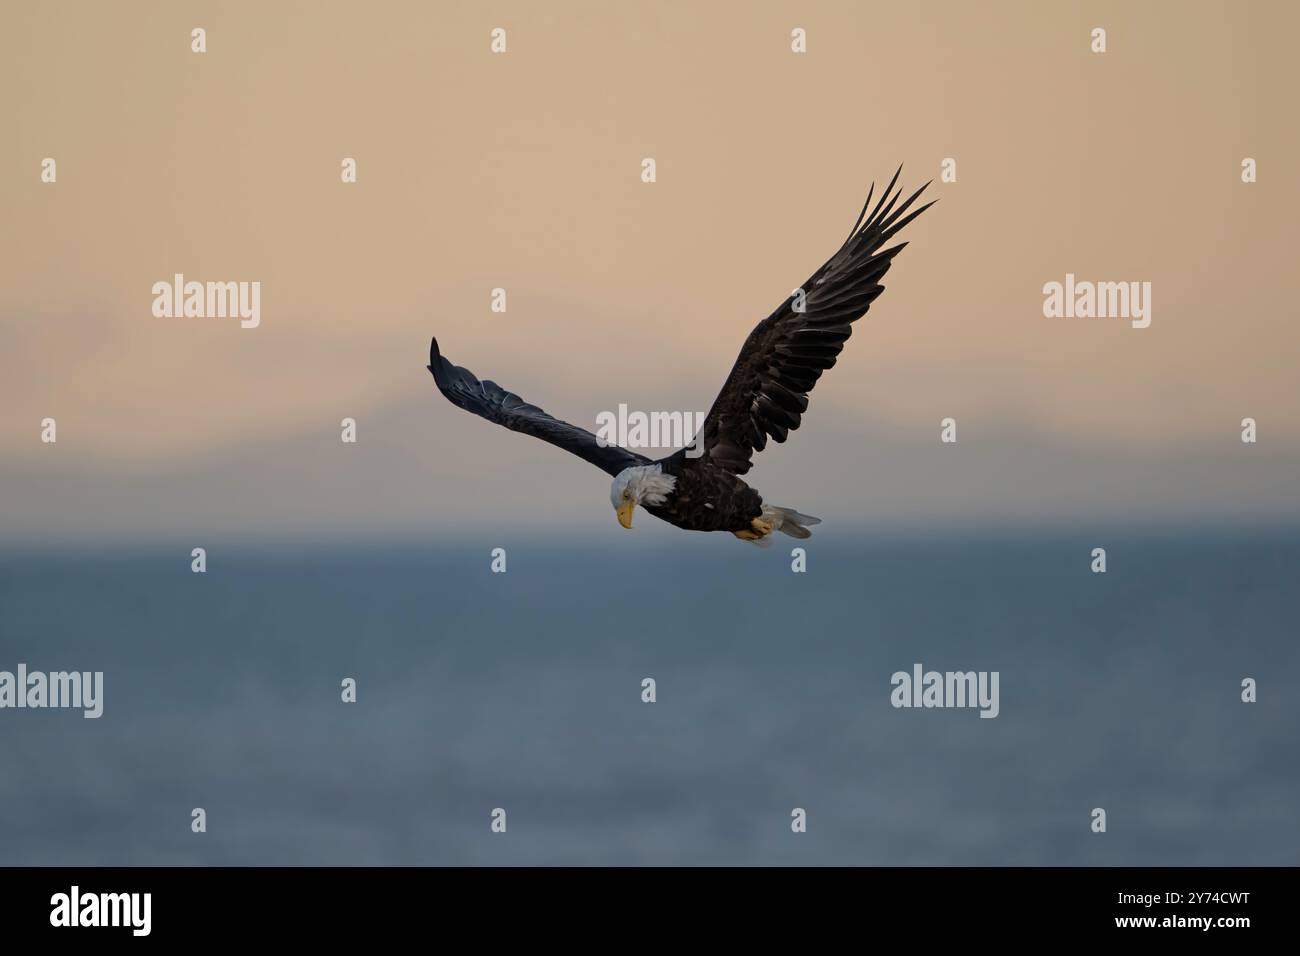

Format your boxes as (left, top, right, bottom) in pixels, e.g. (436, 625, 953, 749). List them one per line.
(764, 506, 820, 540)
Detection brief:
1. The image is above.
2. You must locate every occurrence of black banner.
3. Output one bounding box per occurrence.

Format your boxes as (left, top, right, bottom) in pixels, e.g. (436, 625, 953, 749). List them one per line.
(0, 866, 1284, 941)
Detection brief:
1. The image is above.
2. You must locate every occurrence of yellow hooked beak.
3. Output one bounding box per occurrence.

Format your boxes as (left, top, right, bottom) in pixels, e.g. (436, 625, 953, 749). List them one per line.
(616, 500, 635, 529)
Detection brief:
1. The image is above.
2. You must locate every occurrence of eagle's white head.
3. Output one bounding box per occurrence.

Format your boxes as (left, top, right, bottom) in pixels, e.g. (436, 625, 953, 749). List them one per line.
(610, 464, 677, 529)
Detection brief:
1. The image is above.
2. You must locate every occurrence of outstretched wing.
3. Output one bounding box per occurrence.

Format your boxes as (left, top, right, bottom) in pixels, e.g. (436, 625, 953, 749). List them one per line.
(427, 338, 650, 477)
(699, 169, 933, 475)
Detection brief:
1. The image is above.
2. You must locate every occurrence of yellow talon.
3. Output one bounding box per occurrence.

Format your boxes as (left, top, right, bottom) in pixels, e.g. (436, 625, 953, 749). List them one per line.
(734, 518, 773, 540)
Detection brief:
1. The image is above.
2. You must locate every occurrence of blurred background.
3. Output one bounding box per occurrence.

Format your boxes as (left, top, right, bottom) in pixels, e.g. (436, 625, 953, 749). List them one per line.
(0, 1, 1296, 864)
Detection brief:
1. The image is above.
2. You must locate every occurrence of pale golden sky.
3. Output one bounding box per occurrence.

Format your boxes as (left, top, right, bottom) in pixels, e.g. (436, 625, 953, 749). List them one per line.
(2, 1, 1297, 539)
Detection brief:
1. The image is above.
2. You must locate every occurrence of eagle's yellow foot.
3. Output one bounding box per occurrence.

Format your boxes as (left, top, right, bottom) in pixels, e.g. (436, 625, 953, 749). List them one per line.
(732, 517, 774, 540)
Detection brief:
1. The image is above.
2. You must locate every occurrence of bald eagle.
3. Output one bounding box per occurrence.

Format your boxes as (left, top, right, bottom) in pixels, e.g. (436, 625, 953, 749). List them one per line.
(428, 170, 932, 542)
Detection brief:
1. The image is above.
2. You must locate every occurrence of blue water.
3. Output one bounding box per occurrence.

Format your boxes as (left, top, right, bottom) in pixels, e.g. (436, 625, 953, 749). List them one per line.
(0, 531, 1296, 865)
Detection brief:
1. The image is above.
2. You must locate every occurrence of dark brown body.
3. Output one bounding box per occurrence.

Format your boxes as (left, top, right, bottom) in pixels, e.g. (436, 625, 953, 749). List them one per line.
(644, 450, 765, 533)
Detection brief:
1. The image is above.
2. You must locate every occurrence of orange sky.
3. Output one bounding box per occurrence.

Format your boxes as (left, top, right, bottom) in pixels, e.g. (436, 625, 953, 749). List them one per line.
(2, 1, 1297, 539)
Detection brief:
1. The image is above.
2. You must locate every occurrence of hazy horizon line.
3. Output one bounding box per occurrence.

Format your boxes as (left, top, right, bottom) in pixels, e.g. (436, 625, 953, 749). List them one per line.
(5, 516, 1300, 558)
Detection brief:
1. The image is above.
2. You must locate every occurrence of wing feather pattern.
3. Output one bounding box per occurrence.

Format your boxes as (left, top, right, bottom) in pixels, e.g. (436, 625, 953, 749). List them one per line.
(427, 338, 649, 477)
(700, 170, 933, 475)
